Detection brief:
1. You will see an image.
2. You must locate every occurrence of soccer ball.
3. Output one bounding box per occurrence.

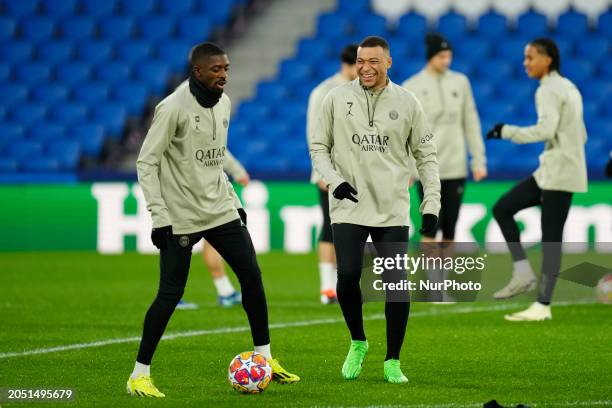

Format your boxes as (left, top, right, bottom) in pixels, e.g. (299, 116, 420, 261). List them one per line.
(596, 273, 612, 304)
(228, 351, 272, 393)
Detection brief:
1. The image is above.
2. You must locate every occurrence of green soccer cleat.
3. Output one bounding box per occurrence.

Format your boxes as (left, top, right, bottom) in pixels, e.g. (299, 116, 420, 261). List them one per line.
(383, 359, 409, 384)
(342, 340, 368, 380)
(126, 375, 166, 397)
(269, 358, 300, 384)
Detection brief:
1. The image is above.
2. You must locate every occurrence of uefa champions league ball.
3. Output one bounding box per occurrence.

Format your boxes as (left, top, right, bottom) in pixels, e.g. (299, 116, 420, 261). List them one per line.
(228, 351, 272, 393)
(596, 273, 612, 304)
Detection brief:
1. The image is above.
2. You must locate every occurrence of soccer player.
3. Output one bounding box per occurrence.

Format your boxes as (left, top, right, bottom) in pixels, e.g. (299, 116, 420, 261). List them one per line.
(127, 42, 299, 397)
(307, 43, 358, 304)
(176, 152, 249, 310)
(486, 38, 588, 321)
(310, 36, 441, 383)
(402, 33, 486, 302)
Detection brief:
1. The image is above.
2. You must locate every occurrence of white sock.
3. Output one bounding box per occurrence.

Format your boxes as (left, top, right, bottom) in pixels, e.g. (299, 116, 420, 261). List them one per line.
(254, 344, 272, 360)
(513, 259, 535, 279)
(319, 262, 336, 292)
(213, 275, 235, 297)
(131, 362, 150, 379)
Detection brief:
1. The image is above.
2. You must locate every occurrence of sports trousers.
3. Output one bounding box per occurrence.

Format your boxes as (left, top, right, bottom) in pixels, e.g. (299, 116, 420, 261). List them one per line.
(492, 176, 573, 304)
(332, 223, 409, 361)
(417, 178, 466, 240)
(318, 187, 333, 243)
(136, 219, 269, 365)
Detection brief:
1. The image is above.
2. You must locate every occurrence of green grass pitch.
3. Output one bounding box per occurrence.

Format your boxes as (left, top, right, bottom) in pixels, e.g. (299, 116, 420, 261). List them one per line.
(0, 251, 611, 407)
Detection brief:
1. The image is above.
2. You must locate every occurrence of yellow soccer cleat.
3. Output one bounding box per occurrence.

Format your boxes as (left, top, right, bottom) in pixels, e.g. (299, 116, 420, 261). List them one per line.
(126, 375, 166, 397)
(269, 358, 300, 384)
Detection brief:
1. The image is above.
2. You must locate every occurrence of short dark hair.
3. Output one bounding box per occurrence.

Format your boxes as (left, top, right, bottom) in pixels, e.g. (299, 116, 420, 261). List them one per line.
(189, 42, 226, 66)
(358, 36, 389, 53)
(340, 44, 358, 65)
(529, 38, 561, 73)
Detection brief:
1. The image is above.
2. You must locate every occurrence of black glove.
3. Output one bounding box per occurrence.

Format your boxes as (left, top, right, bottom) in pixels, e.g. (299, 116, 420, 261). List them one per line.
(486, 123, 504, 140)
(332, 182, 358, 203)
(238, 208, 247, 225)
(419, 214, 438, 235)
(606, 156, 612, 178)
(151, 225, 172, 250)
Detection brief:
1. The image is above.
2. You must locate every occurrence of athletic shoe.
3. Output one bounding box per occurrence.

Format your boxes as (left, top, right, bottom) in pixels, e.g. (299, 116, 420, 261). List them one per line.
(342, 340, 368, 380)
(504, 302, 551, 321)
(320, 289, 338, 305)
(175, 299, 199, 310)
(218, 291, 242, 307)
(269, 358, 300, 383)
(126, 375, 165, 397)
(493, 275, 536, 299)
(383, 359, 409, 384)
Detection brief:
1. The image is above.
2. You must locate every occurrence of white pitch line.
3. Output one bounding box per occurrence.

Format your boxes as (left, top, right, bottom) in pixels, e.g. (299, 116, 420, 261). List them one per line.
(0, 300, 593, 360)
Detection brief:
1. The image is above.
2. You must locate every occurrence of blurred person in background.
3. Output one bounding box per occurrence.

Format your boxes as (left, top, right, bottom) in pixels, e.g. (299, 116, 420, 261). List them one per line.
(306, 43, 358, 305)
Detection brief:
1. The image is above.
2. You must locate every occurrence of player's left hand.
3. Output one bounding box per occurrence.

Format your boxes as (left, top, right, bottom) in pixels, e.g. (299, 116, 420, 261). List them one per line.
(473, 168, 488, 182)
(486, 123, 504, 140)
(238, 208, 247, 225)
(419, 214, 438, 235)
(236, 173, 250, 186)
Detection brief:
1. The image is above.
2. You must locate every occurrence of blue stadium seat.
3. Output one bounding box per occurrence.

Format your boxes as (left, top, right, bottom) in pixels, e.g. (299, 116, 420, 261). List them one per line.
(197, 0, 234, 25)
(256, 82, 289, 103)
(317, 13, 351, 39)
(476, 11, 507, 39)
(297, 38, 332, 60)
(99, 17, 134, 42)
(120, 0, 157, 17)
(115, 41, 152, 64)
(0, 17, 16, 40)
(176, 16, 211, 43)
(0, 84, 28, 107)
(50, 103, 88, 125)
(494, 36, 528, 63)
(556, 9, 589, 39)
(278, 60, 313, 84)
(16, 63, 51, 85)
(476, 60, 513, 83)
(76, 40, 113, 64)
(393, 61, 423, 82)
(40, 0, 78, 17)
(316, 64, 339, 81)
(353, 14, 388, 37)
(454, 37, 491, 59)
(94, 62, 131, 83)
(158, 0, 195, 16)
(0, 41, 32, 64)
(437, 11, 469, 42)
(55, 62, 91, 86)
(112, 80, 148, 115)
(140, 60, 170, 94)
(35, 41, 72, 64)
(6, 140, 44, 160)
(0, 64, 10, 81)
(597, 10, 612, 37)
(563, 60, 594, 85)
(47, 139, 80, 169)
(471, 82, 495, 103)
(81, 0, 118, 17)
(336, 0, 369, 17)
(9, 103, 47, 127)
(386, 37, 412, 59)
(479, 101, 516, 122)
(0, 158, 19, 173)
(575, 35, 609, 63)
(497, 80, 535, 104)
(451, 59, 473, 76)
(32, 83, 69, 105)
(137, 15, 175, 41)
(70, 124, 105, 156)
(3, 0, 39, 17)
(28, 123, 65, 143)
(21, 156, 61, 172)
(156, 41, 191, 71)
(60, 17, 96, 41)
(293, 80, 320, 100)
(20, 17, 55, 43)
(236, 100, 271, 123)
(273, 102, 306, 125)
(0, 123, 25, 143)
(92, 103, 127, 137)
(258, 123, 291, 144)
(72, 82, 109, 105)
(396, 12, 428, 41)
(516, 11, 549, 38)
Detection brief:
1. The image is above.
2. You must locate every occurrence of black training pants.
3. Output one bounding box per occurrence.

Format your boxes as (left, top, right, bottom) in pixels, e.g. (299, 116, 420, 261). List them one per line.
(332, 223, 410, 361)
(136, 219, 269, 365)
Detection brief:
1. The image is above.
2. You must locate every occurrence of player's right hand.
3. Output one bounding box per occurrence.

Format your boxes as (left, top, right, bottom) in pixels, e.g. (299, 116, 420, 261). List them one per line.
(151, 225, 173, 250)
(333, 182, 358, 203)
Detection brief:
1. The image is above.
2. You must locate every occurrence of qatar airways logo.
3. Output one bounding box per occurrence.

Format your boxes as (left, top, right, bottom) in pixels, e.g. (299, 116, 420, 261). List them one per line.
(195, 146, 226, 167)
(352, 133, 389, 153)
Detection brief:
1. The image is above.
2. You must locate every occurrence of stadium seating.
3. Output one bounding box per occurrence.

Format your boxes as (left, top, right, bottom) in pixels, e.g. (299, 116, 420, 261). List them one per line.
(0, 0, 245, 178)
